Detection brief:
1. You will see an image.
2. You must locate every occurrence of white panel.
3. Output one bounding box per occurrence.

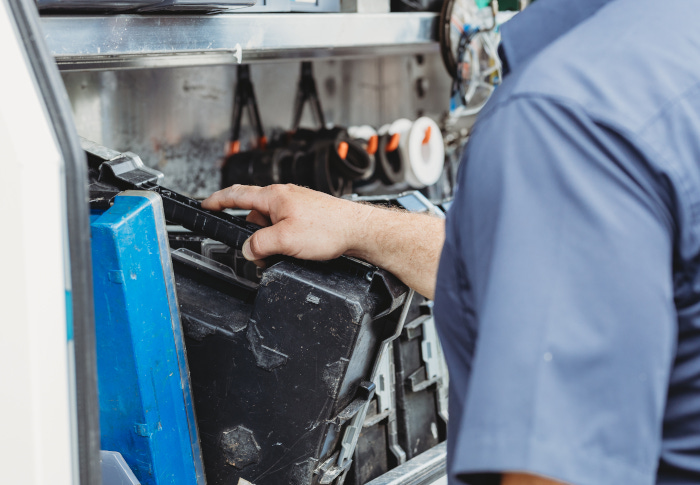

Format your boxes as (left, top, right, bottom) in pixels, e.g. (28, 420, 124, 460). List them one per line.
(0, 2, 74, 484)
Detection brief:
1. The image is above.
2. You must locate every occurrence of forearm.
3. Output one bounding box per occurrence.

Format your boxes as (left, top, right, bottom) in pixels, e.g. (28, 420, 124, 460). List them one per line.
(346, 206, 444, 300)
(202, 184, 444, 297)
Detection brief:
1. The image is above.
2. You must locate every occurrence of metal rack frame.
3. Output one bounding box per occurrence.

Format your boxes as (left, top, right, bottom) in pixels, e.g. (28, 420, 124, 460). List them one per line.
(41, 12, 439, 71)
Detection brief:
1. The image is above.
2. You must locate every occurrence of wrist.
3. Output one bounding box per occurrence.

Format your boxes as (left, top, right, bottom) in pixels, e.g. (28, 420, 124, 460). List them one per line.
(344, 202, 387, 263)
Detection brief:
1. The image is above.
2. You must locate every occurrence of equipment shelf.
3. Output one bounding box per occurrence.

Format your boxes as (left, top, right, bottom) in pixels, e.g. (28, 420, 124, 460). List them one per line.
(41, 12, 439, 71)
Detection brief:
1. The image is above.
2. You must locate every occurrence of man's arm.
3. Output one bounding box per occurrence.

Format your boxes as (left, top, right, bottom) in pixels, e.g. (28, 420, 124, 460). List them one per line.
(202, 183, 444, 299)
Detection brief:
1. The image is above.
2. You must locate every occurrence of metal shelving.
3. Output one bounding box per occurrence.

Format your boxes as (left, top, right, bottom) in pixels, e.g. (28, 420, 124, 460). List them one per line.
(40, 12, 439, 71)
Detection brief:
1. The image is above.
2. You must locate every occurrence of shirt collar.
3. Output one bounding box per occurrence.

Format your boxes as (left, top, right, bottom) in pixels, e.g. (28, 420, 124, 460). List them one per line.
(499, 0, 615, 76)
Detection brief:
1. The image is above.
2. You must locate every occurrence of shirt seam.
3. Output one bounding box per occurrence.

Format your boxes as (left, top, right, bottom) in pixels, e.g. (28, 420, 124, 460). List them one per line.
(636, 79, 700, 135)
(472, 92, 679, 237)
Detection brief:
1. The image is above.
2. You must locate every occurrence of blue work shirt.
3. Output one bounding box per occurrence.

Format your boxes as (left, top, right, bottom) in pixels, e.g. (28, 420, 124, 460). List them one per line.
(433, 0, 700, 484)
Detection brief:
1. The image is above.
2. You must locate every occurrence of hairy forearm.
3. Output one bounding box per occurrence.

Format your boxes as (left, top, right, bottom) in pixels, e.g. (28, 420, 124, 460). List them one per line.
(202, 184, 444, 297)
(346, 207, 444, 300)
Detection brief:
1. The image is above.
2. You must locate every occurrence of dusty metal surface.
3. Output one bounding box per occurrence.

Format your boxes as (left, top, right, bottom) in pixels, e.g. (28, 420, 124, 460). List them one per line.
(62, 54, 451, 197)
(41, 13, 438, 71)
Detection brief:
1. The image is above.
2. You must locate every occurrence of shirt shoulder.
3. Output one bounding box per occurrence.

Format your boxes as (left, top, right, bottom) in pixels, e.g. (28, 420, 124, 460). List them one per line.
(484, 0, 700, 138)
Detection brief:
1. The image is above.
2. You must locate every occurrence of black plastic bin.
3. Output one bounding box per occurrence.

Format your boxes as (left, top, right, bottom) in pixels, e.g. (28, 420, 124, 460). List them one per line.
(173, 248, 408, 485)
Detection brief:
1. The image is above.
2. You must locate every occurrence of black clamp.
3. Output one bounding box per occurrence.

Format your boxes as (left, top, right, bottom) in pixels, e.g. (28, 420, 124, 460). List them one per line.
(291, 61, 326, 131)
(228, 64, 267, 157)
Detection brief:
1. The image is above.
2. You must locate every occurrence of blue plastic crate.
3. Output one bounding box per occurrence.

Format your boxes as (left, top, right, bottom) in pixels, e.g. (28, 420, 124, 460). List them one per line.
(91, 191, 205, 485)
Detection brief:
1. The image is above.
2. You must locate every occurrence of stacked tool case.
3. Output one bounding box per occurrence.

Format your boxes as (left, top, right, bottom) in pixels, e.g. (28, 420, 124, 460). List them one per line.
(175, 251, 408, 485)
(345, 192, 449, 484)
(346, 294, 449, 484)
(164, 189, 451, 485)
(85, 140, 418, 485)
(393, 297, 448, 459)
(345, 295, 449, 485)
(345, 312, 404, 485)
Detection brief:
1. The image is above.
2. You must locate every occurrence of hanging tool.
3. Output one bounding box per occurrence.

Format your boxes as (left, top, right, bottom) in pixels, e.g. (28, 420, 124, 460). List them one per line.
(227, 64, 267, 157)
(223, 61, 375, 197)
(291, 61, 326, 131)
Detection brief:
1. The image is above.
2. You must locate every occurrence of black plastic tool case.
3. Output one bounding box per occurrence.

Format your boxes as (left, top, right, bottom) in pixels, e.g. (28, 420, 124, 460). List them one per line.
(343, 193, 449, 483)
(344, 339, 398, 485)
(346, 298, 447, 484)
(83, 138, 415, 485)
(173, 249, 407, 485)
(393, 298, 446, 459)
(345, 398, 391, 485)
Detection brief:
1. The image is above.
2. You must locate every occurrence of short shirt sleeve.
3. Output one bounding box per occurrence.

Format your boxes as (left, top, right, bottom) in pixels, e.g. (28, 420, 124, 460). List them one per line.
(434, 95, 676, 485)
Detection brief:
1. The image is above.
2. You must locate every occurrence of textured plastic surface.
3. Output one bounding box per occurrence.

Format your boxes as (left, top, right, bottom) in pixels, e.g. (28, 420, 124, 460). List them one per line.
(393, 301, 446, 460)
(345, 340, 401, 485)
(173, 244, 407, 485)
(345, 193, 448, 482)
(101, 451, 141, 485)
(345, 400, 391, 485)
(91, 192, 205, 485)
(84, 142, 260, 252)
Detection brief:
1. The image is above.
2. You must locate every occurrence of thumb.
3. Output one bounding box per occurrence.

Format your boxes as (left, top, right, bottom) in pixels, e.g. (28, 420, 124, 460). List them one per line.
(242, 222, 294, 261)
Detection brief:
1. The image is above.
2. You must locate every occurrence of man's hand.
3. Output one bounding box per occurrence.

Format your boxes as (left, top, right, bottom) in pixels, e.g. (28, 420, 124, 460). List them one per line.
(202, 184, 445, 299)
(202, 184, 374, 261)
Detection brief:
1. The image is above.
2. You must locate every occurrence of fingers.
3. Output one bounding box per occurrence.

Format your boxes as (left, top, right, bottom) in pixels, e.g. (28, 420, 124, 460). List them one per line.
(204, 184, 350, 263)
(202, 184, 272, 214)
(246, 210, 272, 227)
(242, 220, 295, 261)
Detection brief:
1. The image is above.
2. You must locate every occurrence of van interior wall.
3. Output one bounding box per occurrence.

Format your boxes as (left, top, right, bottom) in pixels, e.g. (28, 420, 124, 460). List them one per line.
(61, 54, 451, 198)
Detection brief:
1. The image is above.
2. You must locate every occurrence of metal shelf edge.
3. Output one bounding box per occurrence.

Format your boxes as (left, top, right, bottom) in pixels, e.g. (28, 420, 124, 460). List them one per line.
(40, 12, 439, 70)
(365, 442, 447, 485)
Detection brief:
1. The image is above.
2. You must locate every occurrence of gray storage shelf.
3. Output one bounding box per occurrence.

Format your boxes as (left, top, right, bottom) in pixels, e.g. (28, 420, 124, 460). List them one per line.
(41, 12, 440, 71)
